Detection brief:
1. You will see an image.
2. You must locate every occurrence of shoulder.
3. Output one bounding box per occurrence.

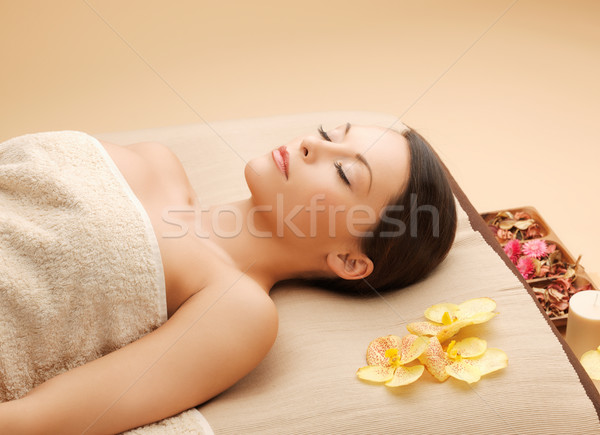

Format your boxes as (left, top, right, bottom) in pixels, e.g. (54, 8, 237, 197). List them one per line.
(217, 276, 278, 340)
(99, 139, 177, 165)
(97, 139, 175, 173)
(124, 141, 179, 164)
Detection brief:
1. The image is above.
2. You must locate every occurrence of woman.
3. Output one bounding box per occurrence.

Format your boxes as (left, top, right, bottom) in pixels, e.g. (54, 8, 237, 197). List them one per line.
(0, 123, 456, 433)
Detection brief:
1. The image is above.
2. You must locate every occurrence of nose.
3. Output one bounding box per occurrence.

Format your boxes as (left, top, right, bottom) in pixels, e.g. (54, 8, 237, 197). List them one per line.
(300, 135, 338, 163)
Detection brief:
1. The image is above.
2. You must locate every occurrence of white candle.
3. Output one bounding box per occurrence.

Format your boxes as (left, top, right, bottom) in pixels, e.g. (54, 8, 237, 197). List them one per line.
(566, 290, 600, 359)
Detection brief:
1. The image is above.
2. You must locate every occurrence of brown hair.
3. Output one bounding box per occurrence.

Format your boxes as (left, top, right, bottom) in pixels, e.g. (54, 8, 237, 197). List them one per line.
(306, 126, 457, 295)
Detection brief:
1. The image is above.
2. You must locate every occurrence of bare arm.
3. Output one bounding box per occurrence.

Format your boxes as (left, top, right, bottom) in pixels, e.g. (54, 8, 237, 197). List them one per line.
(4, 279, 277, 434)
(0, 400, 28, 433)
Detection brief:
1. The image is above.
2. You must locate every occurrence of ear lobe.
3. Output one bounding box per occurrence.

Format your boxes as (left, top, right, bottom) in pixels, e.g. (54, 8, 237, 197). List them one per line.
(326, 252, 374, 281)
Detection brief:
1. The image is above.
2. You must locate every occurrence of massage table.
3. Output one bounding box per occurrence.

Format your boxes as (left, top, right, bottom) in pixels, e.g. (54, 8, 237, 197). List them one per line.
(97, 111, 600, 434)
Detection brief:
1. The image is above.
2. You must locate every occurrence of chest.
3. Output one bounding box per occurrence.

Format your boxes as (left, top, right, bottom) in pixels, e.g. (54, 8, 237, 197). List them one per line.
(101, 140, 221, 317)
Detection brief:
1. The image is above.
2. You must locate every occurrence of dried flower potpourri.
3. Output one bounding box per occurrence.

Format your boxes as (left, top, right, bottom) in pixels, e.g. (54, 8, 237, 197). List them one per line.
(483, 207, 597, 324)
(487, 210, 543, 243)
(504, 239, 577, 281)
(532, 278, 592, 318)
(357, 298, 507, 387)
(503, 238, 591, 319)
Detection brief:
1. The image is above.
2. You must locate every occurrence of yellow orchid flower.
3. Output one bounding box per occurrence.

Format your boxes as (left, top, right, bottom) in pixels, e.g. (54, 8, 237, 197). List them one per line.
(418, 335, 452, 382)
(580, 346, 600, 380)
(356, 334, 428, 387)
(407, 297, 498, 343)
(419, 336, 508, 383)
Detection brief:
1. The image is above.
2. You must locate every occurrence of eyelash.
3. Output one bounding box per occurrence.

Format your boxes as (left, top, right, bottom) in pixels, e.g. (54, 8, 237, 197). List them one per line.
(334, 161, 351, 186)
(318, 125, 331, 142)
(318, 125, 351, 186)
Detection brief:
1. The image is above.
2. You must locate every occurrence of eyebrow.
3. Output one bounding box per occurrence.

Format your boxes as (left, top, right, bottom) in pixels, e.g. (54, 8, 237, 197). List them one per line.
(344, 123, 373, 193)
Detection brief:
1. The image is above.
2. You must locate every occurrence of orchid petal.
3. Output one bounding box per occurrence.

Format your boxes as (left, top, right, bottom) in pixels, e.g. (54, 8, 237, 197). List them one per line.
(399, 334, 429, 364)
(419, 336, 450, 382)
(451, 337, 487, 358)
(407, 321, 445, 337)
(470, 348, 508, 376)
(446, 360, 481, 383)
(580, 346, 600, 381)
(366, 335, 402, 366)
(385, 365, 425, 387)
(456, 297, 496, 320)
(356, 365, 395, 383)
(469, 311, 497, 324)
(437, 319, 475, 343)
(425, 303, 459, 323)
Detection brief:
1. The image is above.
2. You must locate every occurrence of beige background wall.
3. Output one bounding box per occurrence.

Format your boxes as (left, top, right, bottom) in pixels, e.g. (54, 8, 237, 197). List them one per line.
(1, 0, 598, 282)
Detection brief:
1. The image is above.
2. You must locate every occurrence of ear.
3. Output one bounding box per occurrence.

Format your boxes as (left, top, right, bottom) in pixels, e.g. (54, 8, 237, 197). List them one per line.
(326, 251, 374, 281)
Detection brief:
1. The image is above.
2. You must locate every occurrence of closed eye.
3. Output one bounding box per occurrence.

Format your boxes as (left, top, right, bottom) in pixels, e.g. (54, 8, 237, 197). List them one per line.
(319, 125, 351, 187)
(334, 161, 351, 186)
(318, 125, 332, 142)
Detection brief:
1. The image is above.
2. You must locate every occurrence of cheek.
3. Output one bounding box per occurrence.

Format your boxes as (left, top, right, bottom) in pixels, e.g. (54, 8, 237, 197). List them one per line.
(246, 157, 362, 238)
(283, 190, 354, 239)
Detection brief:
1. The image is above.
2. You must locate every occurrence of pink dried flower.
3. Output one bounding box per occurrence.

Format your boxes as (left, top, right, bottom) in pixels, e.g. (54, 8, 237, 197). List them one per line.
(496, 229, 514, 243)
(522, 239, 548, 259)
(503, 239, 522, 264)
(538, 265, 550, 277)
(517, 256, 535, 279)
(525, 224, 542, 239)
(514, 212, 531, 220)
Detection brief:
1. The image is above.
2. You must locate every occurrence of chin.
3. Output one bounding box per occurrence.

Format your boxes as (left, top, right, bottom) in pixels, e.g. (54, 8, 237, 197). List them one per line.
(243, 160, 256, 189)
(244, 154, 279, 201)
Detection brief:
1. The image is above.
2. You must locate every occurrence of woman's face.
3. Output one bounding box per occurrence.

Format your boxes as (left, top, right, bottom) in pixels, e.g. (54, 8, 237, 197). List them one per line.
(245, 123, 410, 251)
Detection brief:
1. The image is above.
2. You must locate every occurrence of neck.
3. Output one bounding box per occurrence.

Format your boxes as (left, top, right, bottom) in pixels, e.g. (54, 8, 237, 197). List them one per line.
(196, 198, 325, 291)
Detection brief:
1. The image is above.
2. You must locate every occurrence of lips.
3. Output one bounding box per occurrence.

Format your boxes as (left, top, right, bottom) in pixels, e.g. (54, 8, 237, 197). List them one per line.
(272, 145, 289, 179)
